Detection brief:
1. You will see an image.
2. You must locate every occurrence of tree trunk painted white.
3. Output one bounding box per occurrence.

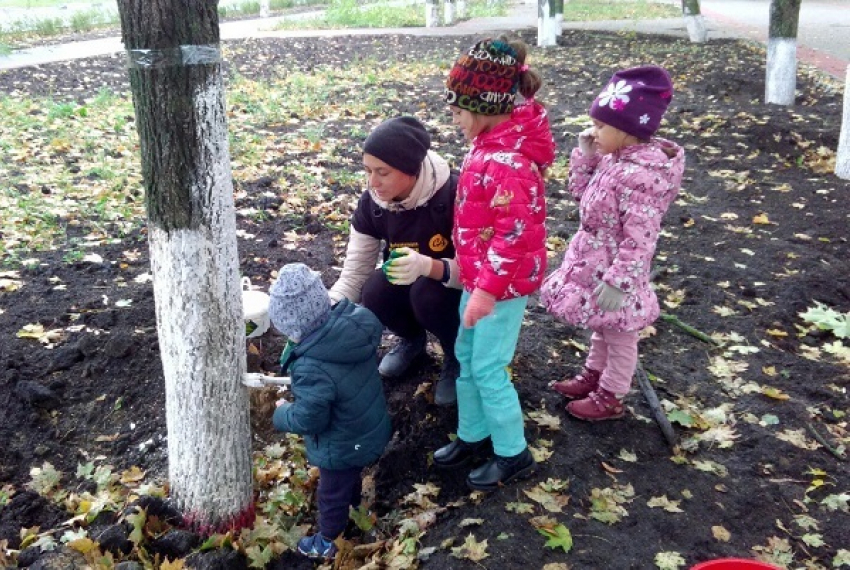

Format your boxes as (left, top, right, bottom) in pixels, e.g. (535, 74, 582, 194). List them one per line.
(444, 0, 455, 25)
(116, 0, 255, 534)
(765, 38, 797, 105)
(684, 14, 707, 42)
(260, 0, 270, 17)
(836, 65, 850, 179)
(681, 0, 706, 42)
(555, 12, 563, 36)
(537, 0, 555, 47)
(765, 0, 802, 106)
(425, 0, 438, 27)
(456, 0, 466, 19)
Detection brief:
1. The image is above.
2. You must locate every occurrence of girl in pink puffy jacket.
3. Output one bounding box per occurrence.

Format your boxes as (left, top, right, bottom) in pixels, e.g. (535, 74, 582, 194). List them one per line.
(540, 65, 685, 421)
(432, 36, 556, 492)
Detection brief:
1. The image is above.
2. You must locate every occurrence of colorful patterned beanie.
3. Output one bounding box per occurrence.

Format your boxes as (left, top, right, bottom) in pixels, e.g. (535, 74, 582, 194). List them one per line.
(445, 38, 521, 116)
(589, 65, 674, 140)
(269, 263, 330, 342)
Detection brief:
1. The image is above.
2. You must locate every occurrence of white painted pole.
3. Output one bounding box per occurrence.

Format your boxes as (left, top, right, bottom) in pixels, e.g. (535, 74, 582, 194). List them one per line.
(836, 65, 850, 179)
(425, 0, 438, 27)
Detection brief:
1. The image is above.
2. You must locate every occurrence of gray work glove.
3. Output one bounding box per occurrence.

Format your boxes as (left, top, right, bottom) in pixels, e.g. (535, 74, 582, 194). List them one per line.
(594, 282, 626, 312)
(578, 127, 596, 157)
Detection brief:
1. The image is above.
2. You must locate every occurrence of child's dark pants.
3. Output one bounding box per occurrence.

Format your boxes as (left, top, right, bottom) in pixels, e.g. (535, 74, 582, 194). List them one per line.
(318, 466, 363, 539)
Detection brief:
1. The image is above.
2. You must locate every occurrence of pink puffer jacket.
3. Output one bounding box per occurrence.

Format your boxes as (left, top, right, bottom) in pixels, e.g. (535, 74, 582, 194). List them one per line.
(540, 138, 685, 332)
(453, 101, 556, 299)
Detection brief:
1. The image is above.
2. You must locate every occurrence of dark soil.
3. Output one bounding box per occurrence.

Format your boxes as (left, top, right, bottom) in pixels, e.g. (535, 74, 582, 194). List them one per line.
(1, 27, 849, 570)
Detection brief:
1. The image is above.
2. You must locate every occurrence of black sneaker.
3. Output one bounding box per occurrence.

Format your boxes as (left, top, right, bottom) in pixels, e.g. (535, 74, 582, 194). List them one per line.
(466, 447, 536, 491)
(433, 437, 492, 468)
(378, 332, 426, 377)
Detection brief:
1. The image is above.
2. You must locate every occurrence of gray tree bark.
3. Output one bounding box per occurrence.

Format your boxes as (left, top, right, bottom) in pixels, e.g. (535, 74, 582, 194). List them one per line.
(682, 0, 707, 43)
(116, 0, 255, 534)
(765, 0, 802, 105)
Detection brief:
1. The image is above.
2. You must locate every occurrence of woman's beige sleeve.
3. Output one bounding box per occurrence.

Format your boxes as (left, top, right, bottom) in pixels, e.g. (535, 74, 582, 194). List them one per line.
(328, 229, 382, 303)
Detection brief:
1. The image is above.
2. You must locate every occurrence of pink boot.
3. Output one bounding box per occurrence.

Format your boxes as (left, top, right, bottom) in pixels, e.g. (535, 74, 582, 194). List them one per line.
(566, 387, 625, 421)
(551, 368, 601, 399)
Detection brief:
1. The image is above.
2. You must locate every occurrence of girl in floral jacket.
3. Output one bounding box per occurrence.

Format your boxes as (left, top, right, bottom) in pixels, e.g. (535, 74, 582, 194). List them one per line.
(433, 36, 555, 492)
(540, 65, 685, 421)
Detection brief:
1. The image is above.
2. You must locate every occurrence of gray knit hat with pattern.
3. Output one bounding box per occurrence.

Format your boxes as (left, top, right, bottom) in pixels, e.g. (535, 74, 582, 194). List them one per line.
(269, 263, 331, 342)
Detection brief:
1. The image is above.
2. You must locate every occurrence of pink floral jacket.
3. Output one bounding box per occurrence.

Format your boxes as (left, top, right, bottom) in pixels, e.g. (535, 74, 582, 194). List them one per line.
(453, 101, 556, 299)
(540, 139, 685, 332)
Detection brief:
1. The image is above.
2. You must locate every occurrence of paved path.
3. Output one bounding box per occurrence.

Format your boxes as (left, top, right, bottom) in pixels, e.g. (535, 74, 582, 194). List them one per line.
(0, 0, 847, 79)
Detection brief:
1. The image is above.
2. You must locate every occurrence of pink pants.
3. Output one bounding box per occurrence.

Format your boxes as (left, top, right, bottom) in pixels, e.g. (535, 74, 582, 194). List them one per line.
(584, 329, 639, 397)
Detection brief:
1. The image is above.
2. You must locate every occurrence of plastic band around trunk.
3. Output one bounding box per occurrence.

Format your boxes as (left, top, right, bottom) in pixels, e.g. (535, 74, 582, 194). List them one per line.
(126, 45, 221, 69)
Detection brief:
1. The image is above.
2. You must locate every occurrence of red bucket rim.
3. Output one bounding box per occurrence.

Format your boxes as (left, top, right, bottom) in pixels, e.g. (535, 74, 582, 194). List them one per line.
(691, 559, 782, 570)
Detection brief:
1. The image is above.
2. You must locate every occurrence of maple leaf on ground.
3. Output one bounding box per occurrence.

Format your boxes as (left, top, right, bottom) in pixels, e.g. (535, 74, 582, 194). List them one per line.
(646, 495, 684, 513)
(526, 409, 561, 431)
(450, 533, 489, 562)
(537, 523, 573, 553)
(655, 551, 686, 569)
(524, 486, 570, 513)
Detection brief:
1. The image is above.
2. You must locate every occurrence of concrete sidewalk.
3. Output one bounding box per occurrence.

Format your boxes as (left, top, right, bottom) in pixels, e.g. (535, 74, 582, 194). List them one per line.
(0, 0, 847, 79)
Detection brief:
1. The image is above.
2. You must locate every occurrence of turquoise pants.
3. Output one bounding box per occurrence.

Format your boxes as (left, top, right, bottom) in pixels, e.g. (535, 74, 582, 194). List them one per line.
(455, 291, 528, 457)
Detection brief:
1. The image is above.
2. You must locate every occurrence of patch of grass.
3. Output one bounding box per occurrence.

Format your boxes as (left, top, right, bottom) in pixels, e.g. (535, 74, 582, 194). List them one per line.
(0, 8, 119, 46)
(562, 0, 679, 21)
(0, 0, 80, 7)
(69, 8, 108, 33)
(0, 42, 11, 56)
(30, 16, 63, 36)
(219, 0, 325, 18)
(276, 0, 504, 30)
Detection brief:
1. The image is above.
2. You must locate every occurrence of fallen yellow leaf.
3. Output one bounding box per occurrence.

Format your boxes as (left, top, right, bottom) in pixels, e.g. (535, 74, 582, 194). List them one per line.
(712, 525, 731, 542)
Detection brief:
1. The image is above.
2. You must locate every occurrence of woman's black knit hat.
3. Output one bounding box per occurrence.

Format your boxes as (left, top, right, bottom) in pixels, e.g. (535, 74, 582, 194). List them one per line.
(363, 116, 430, 176)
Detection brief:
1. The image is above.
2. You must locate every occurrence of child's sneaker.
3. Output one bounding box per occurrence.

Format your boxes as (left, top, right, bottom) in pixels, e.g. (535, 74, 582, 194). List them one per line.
(552, 368, 601, 399)
(297, 533, 337, 560)
(566, 387, 625, 421)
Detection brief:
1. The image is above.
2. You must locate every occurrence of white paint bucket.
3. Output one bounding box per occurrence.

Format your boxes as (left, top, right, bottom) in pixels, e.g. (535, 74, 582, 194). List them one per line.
(242, 277, 270, 339)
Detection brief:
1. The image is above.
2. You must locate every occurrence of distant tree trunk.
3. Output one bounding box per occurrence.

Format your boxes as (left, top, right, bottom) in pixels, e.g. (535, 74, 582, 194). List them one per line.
(837, 65, 850, 179)
(537, 0, 555, 47)
(456, 0, 466, 19)
(444, 0, 455, 25)
(425, 0, 438, 27)
(765, 0, 802, 105)
(116, 0, 255, 534)
(260, 0, 270, 18)
(552, 0, 563, 36)
(682, 0, 706, 43)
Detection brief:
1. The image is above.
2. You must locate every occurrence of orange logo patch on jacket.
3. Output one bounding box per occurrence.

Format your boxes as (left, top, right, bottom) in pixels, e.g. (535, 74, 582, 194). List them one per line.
(429, 234, 449, 252)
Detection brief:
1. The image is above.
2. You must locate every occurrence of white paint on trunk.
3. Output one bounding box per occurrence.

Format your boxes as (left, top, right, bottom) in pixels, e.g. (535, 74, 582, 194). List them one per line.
(537, 0, 554, 47)
(837, 65, 850, 179)
(765, 37, 797, 106)
(260, 0, 269, 18)
(456, 0, 466, 18)
(151, 74, 253, 529)
(555, 12, 563, 36)
(444, 0, 455, 25)
(425, 0, 438, 27)
(547, 16, 558, 44)
(685, 14, 707, 43)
